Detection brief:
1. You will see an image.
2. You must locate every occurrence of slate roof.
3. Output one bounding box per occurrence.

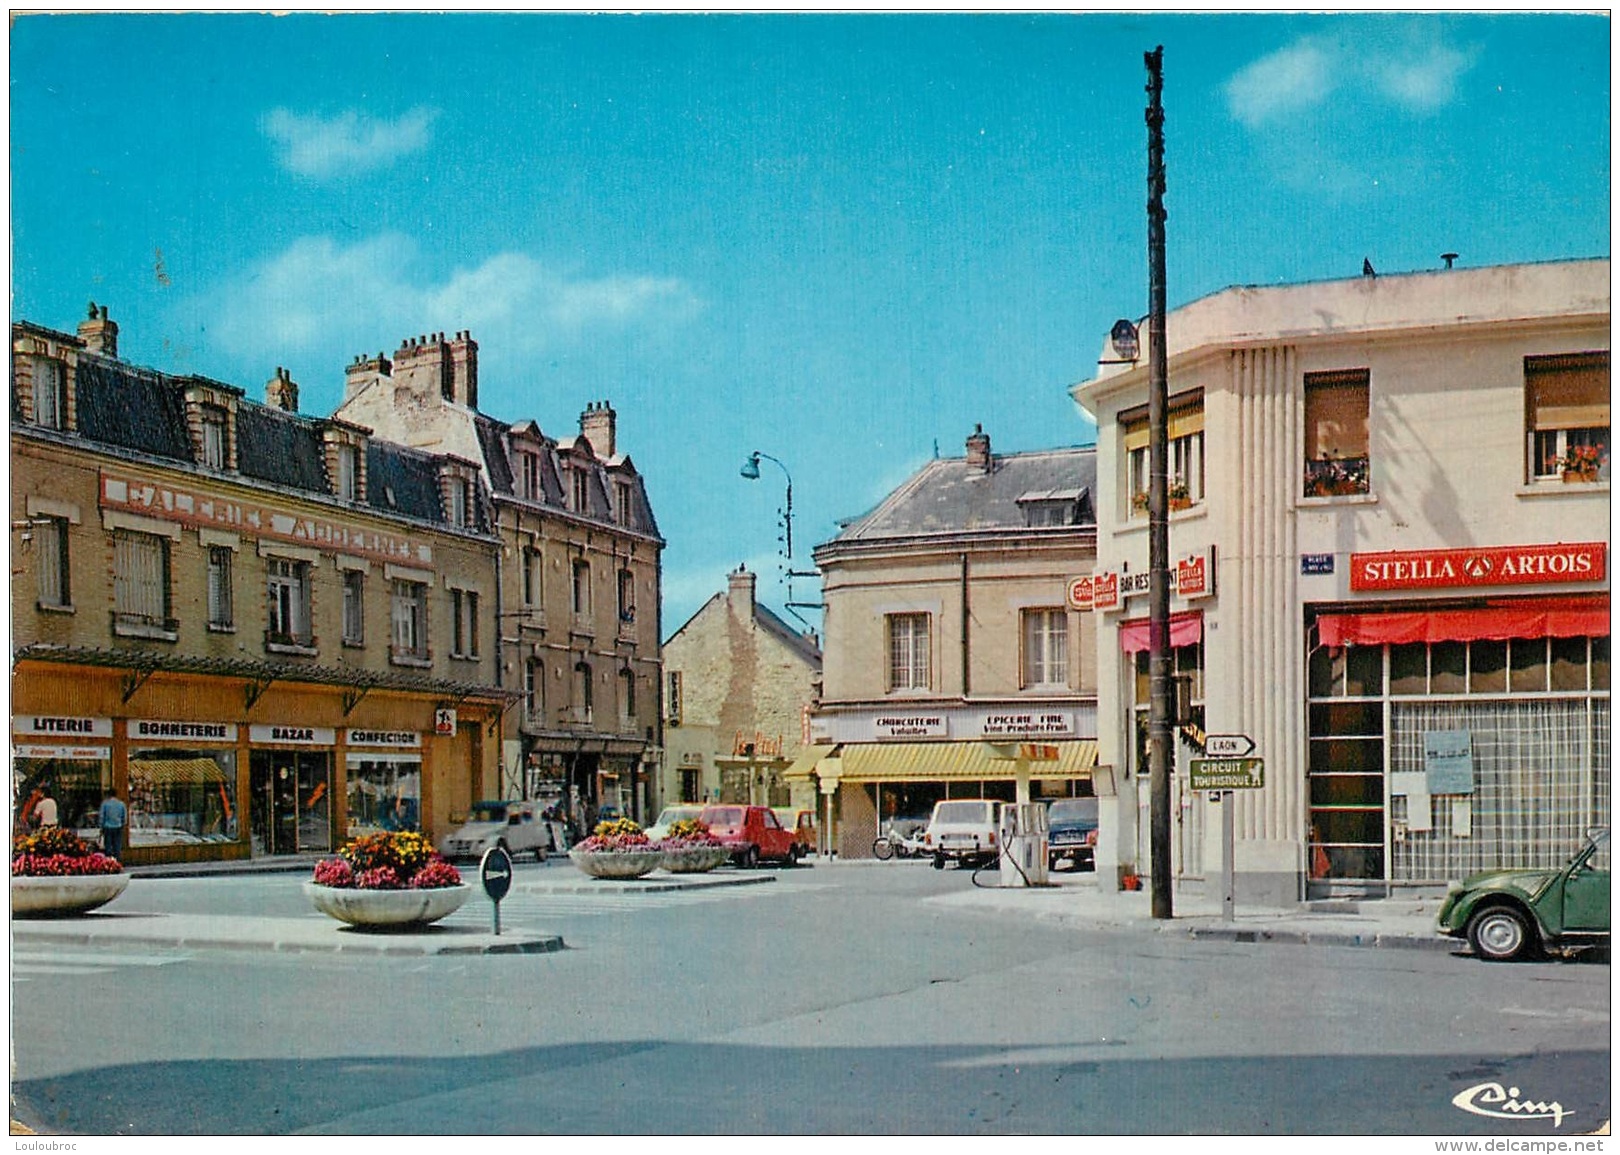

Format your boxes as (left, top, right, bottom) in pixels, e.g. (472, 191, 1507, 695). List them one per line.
(74, 357, 192, 462)
(831, 446, 1097, 543)
(237, 404, 328, 493)
(476, 419, 662, 541)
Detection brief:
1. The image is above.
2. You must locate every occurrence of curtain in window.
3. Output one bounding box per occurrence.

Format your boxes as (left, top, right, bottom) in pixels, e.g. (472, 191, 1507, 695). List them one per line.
(1304, 371, 1370, 460)
(1527, 352, 1610, 431)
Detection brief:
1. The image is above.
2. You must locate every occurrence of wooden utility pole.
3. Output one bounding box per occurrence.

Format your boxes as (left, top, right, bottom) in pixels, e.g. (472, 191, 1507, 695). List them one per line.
(1145, 46, 1173, 920)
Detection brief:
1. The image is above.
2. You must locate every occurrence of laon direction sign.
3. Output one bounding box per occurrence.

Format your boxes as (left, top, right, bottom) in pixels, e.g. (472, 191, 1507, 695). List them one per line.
(1190, 757, 1264, 790)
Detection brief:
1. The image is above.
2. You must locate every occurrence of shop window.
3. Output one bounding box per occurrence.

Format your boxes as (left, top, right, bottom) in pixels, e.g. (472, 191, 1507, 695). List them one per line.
(266, 556, 312, 648)
(1430, 641, 1466, 695)
(199, 405, 229, 470)
(1389, 644, 1428, 695)
(1549, 636, 1589, 691)
(1469, 640, 1508, 693)
(1509, 638, 1549, 693)
(206, 546, 234, 630)
(1303, 370, 1371, 497)
(31, 357, 66, 429)
(345, 757, 419, 837)
(35, 517, 70, 610)
(391, 579, 428, 662)
(887, 613, 931, 691)
(14, 754, 107, 840)
(1022, 609, 1069, 688)
(1308, 643, 1381, 697)
(1526, 352, 1609, 482)
(114, 530, 175, 638)
(1123, 395, 1205, 517)
(128, 749, 237, 846)
(451, 587, 480, 659)
(341, 570, 365, 645)
(1592, 637, 1610, 690)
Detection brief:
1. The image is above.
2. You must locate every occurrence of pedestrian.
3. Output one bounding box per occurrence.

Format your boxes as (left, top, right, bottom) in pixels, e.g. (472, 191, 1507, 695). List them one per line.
(34, 787, 58, 829)
(99, 789, 127, 860)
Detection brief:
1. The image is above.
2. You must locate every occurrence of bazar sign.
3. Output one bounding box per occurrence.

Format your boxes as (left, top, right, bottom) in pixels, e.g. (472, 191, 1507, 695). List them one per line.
(101, 472, 434, 567)
(1351, 543, 1607, 592)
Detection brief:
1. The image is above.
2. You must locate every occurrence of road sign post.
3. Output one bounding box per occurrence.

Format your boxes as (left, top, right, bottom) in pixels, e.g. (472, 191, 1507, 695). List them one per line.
(1192, 757, 1263, 922)
(479, 845, 514, 936)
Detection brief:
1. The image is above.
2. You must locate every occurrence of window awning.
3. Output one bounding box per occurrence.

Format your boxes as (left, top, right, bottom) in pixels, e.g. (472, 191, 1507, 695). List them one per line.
(1118, 611, 1204, 654)
(128, 757, 227, 786)
(782, 744, 838, 782)
(838, 740, 1097, 784)
(1317, 595, 1610, 647)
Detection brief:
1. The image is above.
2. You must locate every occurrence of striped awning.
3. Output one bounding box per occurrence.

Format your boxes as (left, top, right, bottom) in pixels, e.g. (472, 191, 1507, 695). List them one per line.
(128, 757, 227, 786)
(838, 740, 1097, 784)
(782, 744, 838, 782)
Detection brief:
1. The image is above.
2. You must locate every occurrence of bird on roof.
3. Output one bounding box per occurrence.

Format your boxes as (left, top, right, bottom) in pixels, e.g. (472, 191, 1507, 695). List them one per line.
(1362, 258, 1376, 277)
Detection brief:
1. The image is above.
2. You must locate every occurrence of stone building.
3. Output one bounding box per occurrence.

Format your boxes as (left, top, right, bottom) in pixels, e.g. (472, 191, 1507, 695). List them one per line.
(11, 305, 510, 864)
(334, 333, 663, 826)
(804, 426, 1100, 857)
(660, 566, 822, 814)
(1071, 257, 1609, 903)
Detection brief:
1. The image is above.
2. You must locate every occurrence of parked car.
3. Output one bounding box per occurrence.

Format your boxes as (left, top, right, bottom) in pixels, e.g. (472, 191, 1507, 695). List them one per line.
(922, 799, 1003, 868)
(698, 804, 799, 867)
(772, 807, 817, 857)
(1436, 827, 1609, 961)
(442, 800, 557, 863)
(1046, 797, 1099, 871)
(645, 804, 707, 841)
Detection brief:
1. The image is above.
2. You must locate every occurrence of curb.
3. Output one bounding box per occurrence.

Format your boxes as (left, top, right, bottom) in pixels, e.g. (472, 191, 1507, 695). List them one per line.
(11, 920, 567, 957)
(521, 873, 777, 895)
(1178, 924, 1456, 951)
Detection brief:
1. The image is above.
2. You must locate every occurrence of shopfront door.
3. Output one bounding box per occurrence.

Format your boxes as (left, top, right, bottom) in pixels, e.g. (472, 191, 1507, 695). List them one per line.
(250, 750, 333, 855)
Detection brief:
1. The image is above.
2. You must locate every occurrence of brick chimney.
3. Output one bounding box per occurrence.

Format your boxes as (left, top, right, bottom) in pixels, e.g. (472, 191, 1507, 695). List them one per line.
(78, 302, 118, 358)
(965, 423, 991, 471)
(265, 366, 299, 412)
(448, 330, 478, 409)
(580, 400, 617, 458)
(391, 333, 451, 402)
(345, 351, 392, 402)
(728, 564, 756, 617)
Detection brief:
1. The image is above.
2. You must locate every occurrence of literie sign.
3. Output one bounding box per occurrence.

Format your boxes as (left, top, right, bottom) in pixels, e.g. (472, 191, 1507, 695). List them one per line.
(1350, 543, 1606, 592)
(1190, 758, 1264, 790)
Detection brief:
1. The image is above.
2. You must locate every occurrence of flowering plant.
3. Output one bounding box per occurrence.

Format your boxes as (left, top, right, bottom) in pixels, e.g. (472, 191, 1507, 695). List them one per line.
(659, 818, 722, 848)
(12, 827, 122, 877)
(311, 830, 462, 890)
(1549, 443, 1606, 478)
(576, 817, 653, 852)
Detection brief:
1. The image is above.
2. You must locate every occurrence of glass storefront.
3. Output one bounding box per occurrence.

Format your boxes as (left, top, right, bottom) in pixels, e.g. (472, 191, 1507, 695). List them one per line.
(127, 748, 238, 847)
(345, 754, 421, 839)
(13, 747, 110, 840)
(249, 750, 332, 855)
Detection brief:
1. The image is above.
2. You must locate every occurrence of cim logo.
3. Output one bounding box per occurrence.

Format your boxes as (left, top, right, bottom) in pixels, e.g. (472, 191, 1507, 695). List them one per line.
(1452, 1081, 1571, 1128)
(1352, 543, 1606, 592)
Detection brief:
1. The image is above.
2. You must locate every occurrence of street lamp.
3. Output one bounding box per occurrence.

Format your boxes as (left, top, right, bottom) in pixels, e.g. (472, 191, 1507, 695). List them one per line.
(739, 450, 792, 561)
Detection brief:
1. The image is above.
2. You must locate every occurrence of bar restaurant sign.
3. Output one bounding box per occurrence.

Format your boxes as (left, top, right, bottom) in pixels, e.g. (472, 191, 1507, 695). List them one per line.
(1351, 543, 1606, 592)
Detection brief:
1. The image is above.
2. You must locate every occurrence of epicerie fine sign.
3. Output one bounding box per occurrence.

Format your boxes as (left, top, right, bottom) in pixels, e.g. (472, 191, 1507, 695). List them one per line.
(1351, 543, 1607, 592)
(981, 712, 1074, 738)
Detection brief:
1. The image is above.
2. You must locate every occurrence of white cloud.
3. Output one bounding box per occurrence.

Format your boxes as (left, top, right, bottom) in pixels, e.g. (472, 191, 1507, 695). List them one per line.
(262, 107, 438, 178)
(1225, 33, 1477, 129)
(193, 233, 700, 371)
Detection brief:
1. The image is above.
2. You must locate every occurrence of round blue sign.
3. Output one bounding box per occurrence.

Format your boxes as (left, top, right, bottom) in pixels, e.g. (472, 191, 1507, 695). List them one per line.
(479, 845, 513, 902)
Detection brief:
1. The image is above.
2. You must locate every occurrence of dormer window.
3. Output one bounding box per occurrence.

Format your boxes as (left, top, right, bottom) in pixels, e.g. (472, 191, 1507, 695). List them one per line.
(449, 479, 469, 527)
(200, 405, 229, 469)
(571, 466, 589, 514)
(337, 443, 360, 501)
(32, 358, 65, 429)
(615, 479, 634, 524)
(1017, 490, 1082, 527)
(520, 450, 543, 502)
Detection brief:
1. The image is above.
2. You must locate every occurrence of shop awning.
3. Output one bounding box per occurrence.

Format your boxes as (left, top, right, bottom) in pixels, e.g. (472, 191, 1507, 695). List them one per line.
(1119, 611, 1204, 654)
(1317, 595, 1610, 647)
(839, 741, 1097, 783)
(128, 757, 227, 786)
(782, 744, 838, 782)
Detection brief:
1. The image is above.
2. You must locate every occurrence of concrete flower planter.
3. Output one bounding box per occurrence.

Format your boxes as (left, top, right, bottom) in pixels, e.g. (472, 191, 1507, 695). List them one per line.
(568, 848, 663, 879)
(303, 882, 470, 928)
(11, 872, 131, 917)
(659, 845, 731, 874)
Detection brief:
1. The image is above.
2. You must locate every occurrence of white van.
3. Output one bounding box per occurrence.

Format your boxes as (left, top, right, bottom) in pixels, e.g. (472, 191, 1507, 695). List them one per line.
(922, 799, 1003, 868)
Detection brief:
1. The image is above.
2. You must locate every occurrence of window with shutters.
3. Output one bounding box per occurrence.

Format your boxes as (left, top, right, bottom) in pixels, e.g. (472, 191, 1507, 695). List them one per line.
(1123, 394, 1205, 517)
(114, 531, 174, 638)
(36, 517, 70, 610)
(391, 580, 428, 661)
(1526, 352, 1609, 482)
(887, 613, 932, 692)
(206, 546, 234, 630)
(266, 557, 312, 648)
(1303, 370, 1371, 497)
(1022, 609, 1070, 688)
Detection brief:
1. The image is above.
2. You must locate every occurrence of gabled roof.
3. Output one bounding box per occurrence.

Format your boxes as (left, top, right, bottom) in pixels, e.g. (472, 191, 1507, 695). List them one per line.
(665, 588, 822, 667)
(830, 446, 1097, 543)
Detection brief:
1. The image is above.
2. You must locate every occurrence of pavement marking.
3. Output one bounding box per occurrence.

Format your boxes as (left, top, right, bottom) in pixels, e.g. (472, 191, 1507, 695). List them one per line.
(11, 947, 191, 981)
(440, 880, 828, 925)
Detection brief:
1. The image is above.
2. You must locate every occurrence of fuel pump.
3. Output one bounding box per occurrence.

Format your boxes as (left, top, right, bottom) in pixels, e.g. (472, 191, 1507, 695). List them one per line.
(998, 801, 1050, 887)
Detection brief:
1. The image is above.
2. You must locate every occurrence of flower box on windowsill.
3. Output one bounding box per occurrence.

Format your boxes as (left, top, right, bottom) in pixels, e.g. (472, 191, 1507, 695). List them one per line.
(1561, 469, 1601, 485)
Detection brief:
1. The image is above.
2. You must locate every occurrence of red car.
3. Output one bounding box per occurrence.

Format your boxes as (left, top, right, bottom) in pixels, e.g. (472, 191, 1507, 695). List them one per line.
(699, 804, 799, 867)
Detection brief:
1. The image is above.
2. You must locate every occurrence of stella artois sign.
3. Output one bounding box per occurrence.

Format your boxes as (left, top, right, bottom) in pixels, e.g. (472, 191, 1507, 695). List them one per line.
(1350, 543, 1607, 592)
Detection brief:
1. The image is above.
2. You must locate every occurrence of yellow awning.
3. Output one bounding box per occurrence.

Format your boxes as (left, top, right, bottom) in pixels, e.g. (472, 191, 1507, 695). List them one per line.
(782, 744, 838, 782)
(839, 740, 1096, 783)
(128, 757, 227, 786)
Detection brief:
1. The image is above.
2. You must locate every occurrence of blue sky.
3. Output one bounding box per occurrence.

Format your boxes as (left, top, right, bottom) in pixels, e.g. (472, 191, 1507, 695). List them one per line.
(10, 12, 1610, 635)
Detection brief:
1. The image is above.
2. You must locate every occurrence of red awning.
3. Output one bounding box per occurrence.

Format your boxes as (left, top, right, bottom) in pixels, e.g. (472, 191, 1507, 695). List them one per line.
(1119, 611, 1204, 654)
(1317, 595, 1610, 647)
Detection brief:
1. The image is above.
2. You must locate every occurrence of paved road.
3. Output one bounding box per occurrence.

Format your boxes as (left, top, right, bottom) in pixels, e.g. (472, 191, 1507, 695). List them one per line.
(11, 860, 1609, 1135)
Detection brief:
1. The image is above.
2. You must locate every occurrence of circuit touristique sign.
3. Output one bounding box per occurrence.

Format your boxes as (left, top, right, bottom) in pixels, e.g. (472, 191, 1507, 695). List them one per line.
(1350, 543, 1606, 592)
